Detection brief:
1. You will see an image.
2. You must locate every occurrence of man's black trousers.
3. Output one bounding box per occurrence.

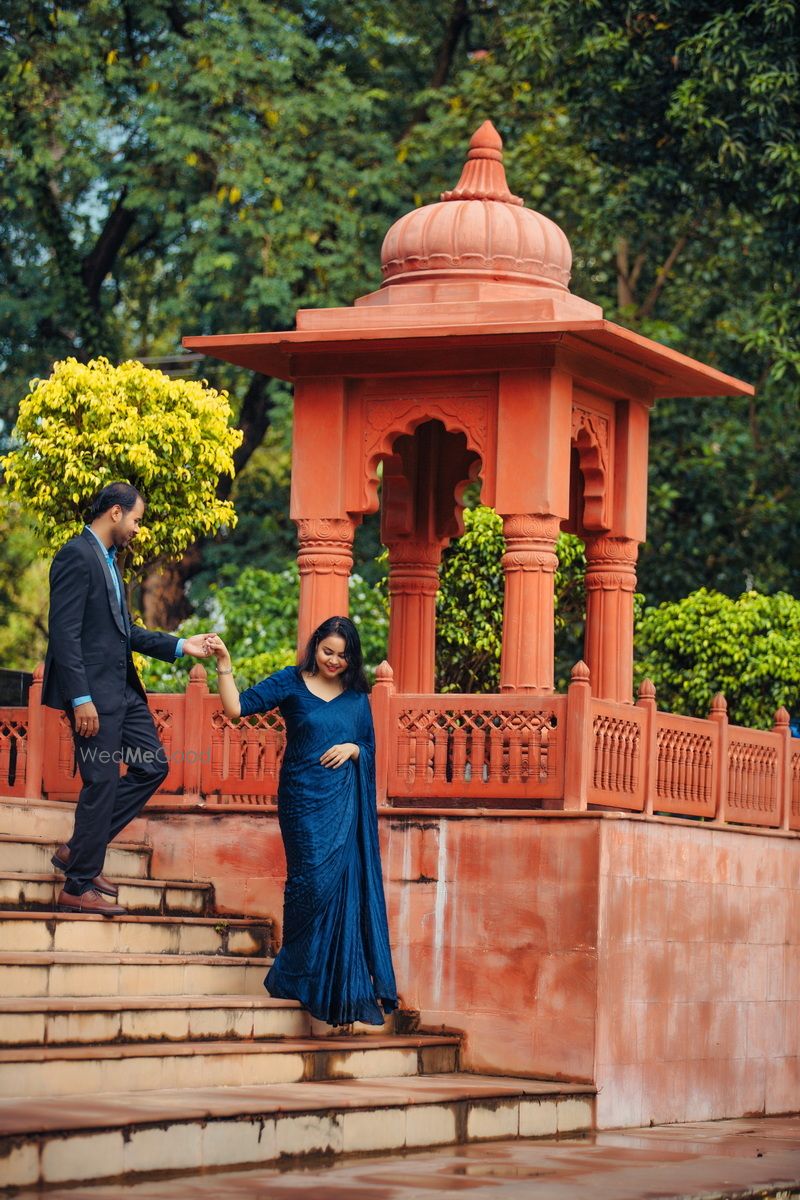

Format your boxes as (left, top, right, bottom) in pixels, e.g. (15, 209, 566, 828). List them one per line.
(64, 685, 169, 894)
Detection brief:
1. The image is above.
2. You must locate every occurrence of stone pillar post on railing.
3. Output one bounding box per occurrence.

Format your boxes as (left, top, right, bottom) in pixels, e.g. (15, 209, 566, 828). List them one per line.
(183, 664, 209, 799)
(563, 660, 592, 811)
(636, 678, 658, 816)
(773, 706, 792, 832)
(24, 663, 46, 800)
(370, 660, 395, 805)
(708, 693, 729, 824)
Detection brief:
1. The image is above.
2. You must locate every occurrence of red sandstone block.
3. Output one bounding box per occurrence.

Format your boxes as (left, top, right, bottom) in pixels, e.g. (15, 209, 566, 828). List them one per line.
(141, 816, 196, 881)
(535, 951, 597, 1023)
(748, 887, 788, 945)
(747, 1001, 784, 1060)
(191, 819, 284, 879)
(634, 1002, 670, 1064)
(710, 883, 753, 944)
(639, 1060, 688, 1125)
(595, 1062, 643, 1129)
(454, 945, 540, 1014)
(456, 1010, 536, 1077)
(595, 1002, 636, 1067)
(766, 945, 785, 1003)
(601, 874, 636, 944)
(532, 1014, 595, 1081)
(708, 1000, 748, 1060)
(631, 877, 673, 943)
(765, 1054, 800, 1114)
(782, 1001, 800, 1058)
(243, 876, 283, 923)
(681, 1057, 723, 1123)
(667, 881, 713, 944)
(556, 882, 600, 949)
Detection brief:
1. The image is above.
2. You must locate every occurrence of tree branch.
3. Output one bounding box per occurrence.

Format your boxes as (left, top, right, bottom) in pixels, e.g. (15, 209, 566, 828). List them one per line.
(401, 0, 470, 140)
(81, 191, 137, 307)
(636, 232, 690, 321)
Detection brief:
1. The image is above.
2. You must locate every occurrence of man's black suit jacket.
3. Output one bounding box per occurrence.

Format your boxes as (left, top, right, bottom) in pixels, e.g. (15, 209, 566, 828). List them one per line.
(42, 528, 180, 713)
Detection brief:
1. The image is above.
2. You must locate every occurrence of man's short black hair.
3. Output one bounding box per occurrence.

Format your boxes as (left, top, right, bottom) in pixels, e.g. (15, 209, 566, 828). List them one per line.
(86, 482, 143, 521)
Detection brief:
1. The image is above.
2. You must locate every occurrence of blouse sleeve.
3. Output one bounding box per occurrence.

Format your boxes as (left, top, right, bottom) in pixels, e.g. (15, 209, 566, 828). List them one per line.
(238, 666, 294, 717)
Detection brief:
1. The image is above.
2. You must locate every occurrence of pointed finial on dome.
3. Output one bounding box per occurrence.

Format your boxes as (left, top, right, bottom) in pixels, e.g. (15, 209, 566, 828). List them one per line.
(441, 120, 524, 206)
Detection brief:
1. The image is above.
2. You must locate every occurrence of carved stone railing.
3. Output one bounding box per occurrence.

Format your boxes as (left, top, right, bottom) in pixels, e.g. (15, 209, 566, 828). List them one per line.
(2, 661, 798, 830)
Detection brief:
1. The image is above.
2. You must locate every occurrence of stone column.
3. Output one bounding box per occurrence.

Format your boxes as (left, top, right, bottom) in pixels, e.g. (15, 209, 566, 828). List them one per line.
(387, 541, 442, 694)
(295, 518, 355, 653)
(499, 514, 560, 693)
(583, 534, 639, 703)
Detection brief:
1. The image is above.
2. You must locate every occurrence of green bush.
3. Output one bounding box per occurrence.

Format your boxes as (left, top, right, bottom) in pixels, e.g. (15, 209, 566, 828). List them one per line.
(634, 588, 800, 729)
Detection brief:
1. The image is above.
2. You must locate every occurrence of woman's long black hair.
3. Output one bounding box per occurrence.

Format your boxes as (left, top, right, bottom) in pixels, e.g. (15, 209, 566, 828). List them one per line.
(298, 616, 369, 693)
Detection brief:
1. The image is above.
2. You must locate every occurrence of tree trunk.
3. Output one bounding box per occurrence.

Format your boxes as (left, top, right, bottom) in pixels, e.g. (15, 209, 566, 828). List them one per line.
(139, 544, 203, 630)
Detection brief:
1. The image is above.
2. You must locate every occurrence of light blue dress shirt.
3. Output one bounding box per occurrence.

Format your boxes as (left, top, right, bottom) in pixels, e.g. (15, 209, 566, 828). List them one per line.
(72, 526, 184, 707)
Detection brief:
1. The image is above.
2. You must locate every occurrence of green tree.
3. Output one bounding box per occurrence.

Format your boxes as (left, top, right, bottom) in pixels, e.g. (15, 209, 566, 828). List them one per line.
(634, 588, 800, 729)
(1, 357, 242, 609)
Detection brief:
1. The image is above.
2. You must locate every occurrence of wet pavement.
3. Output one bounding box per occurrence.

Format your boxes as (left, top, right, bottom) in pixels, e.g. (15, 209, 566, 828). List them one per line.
(14, 1115, 800, 1199)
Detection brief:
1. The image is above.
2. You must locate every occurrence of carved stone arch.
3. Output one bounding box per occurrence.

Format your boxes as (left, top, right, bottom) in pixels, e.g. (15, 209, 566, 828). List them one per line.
(358, 390, 490, 518)
(570, 406, 610, 531)
(381, 420, 481, 544)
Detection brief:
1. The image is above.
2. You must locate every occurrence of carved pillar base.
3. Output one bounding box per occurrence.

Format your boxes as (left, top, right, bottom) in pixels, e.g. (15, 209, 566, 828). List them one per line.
(500, 514, 560, 693)
(387, 541, 442, 694)
(584, 534, 639, 703)
(295, 518, 355, 653)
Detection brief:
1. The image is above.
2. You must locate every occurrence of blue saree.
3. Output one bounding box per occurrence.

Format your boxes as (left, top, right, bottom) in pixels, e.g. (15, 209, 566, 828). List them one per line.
(238, 666, 398, 1026)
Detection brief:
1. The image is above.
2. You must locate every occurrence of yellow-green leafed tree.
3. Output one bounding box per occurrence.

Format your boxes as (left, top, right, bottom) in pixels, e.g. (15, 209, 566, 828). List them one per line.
(2, 357, 243, 587)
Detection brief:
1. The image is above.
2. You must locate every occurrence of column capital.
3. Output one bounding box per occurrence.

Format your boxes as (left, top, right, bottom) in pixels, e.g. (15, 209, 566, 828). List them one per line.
(583, 533, 639, 563)
(295, 517, 355, 547)
(501, 513, 560, 576)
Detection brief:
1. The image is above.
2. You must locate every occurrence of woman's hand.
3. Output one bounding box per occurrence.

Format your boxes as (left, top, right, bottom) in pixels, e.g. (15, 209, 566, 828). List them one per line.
(204, 633, 232, 671)
(320, 742, 360, 769)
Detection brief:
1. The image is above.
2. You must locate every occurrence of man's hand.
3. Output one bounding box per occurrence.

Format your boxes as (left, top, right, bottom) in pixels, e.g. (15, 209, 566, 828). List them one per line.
(73, 701, 99, 739)
(181, 634, 214, 658)
(320, 743, 359, 769)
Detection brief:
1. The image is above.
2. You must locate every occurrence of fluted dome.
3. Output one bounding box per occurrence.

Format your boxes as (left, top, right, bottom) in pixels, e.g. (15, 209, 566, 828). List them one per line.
(380, 122, 572, 292)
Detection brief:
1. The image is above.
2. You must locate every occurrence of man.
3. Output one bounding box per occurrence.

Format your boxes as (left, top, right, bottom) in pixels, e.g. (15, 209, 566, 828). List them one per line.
(42, 481, 211, 916)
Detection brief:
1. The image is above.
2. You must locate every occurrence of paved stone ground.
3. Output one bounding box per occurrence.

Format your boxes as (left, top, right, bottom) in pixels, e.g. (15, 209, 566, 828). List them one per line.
(14, 1114, 800, 1199)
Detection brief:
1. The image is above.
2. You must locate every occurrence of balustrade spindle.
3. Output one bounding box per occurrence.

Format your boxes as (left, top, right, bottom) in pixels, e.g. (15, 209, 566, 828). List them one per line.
(452, 727, 467, 784)
(433, 727, 448, 783)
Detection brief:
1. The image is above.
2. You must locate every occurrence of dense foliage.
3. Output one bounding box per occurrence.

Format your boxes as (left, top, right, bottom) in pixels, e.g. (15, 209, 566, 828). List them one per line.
(635, 589, 800, 729)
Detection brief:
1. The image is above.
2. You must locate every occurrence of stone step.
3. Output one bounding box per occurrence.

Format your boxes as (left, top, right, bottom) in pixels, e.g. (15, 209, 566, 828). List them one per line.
(0, 911, 272, 959)
(0, 1074, 595, 1190)
(0, 834, 150, 879)
(0, 995, 312, 1048)
(0, 951, 271, 997)
(0, 871, 213, 915)
(0, 797, 77, 841)
(0, 1035, 460, 1099)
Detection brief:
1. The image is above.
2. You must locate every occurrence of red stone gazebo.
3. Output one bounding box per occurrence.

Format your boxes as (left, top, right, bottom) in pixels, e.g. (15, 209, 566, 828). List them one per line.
(186, 121, 751, 703)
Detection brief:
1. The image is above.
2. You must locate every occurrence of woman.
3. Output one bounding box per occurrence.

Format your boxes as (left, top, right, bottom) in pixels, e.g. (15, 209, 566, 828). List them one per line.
(205, 618, 398, 1028)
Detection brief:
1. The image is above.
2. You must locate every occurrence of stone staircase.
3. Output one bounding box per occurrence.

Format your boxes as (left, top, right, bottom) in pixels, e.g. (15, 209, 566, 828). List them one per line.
(0, 796, 594, 1193)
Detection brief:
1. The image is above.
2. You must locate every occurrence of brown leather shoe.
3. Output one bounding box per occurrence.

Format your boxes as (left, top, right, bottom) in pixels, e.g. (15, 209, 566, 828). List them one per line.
(56, 887, 126, 917)
(51, 845, 119, 898)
